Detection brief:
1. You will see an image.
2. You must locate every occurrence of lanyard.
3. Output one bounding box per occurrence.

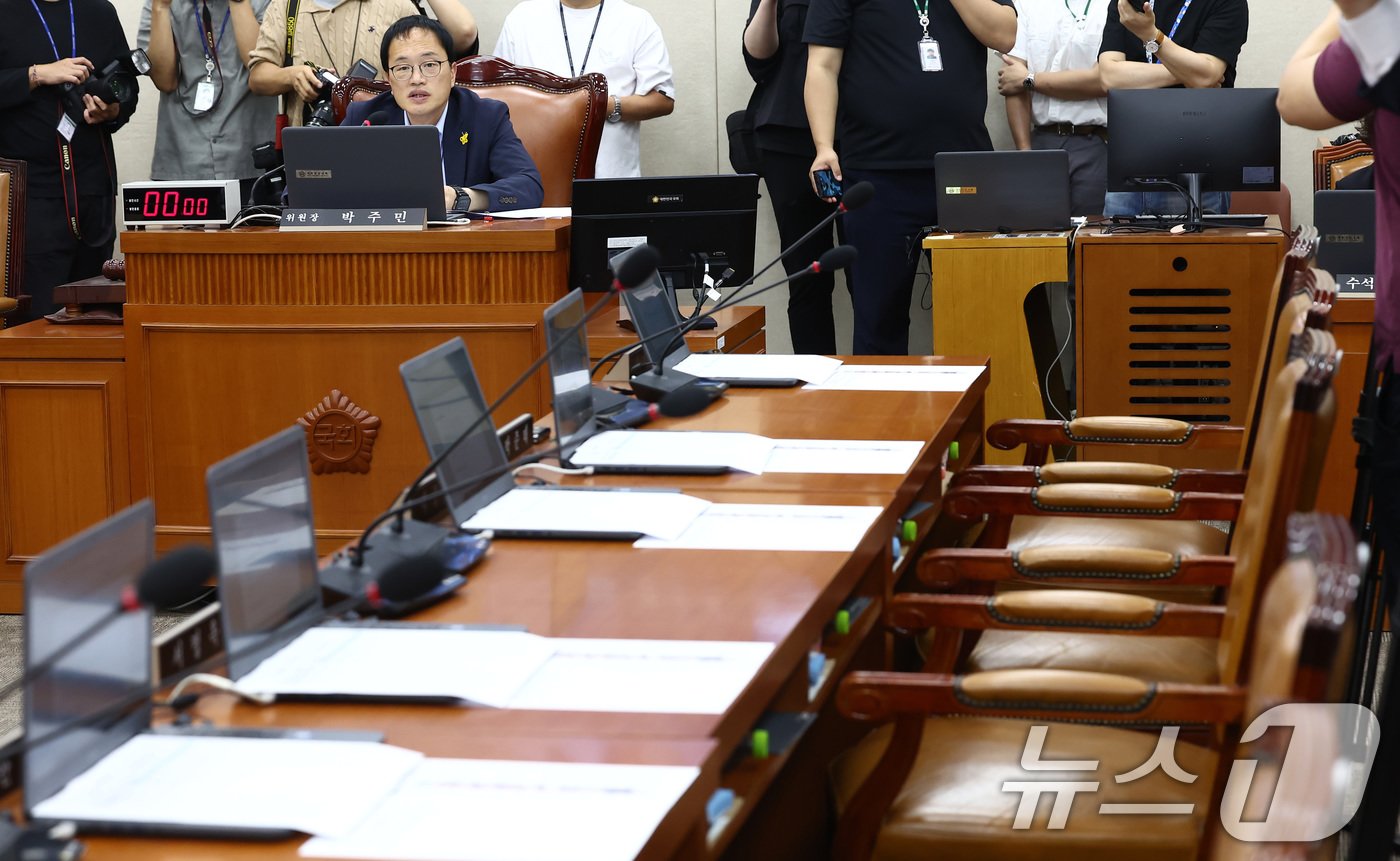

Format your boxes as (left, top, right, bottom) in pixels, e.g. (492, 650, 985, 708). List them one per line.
(911, 0, 931, 37)
(28, 0, 77, 62)
(1062, 0, 1092, 22)
(191, 0, 232, 69)
(1149, 0, 1195, 63)
(559, 0, 605, 77)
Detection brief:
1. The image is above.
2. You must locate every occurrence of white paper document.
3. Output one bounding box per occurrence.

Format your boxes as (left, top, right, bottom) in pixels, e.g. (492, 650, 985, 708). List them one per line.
(481, 206, 571, 219)
(802, 364, 985, 393)
(300, 758, 698, 861)
(674, 352, 843, 384)
(764, 439, 924, 474)
(235, 626, 773, 715)
(32, 734, 422, 837)
(507, 638, 774, 714)
(237, 627, 558, 707)
(634, 503, 882, 552)
(569, 431, 774, 474)
(461, 488, 711, 540)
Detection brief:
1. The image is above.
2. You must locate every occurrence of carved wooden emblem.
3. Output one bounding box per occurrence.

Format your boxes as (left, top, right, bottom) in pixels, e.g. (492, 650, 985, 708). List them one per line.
(297, 389, 381, 475)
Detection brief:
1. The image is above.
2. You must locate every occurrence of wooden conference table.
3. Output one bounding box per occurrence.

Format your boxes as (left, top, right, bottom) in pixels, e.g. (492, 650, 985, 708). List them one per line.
(70, 356, 991, 861)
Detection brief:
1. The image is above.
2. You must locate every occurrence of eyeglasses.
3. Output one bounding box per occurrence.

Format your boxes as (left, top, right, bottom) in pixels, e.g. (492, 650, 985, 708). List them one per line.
(388, 59, 447, 81)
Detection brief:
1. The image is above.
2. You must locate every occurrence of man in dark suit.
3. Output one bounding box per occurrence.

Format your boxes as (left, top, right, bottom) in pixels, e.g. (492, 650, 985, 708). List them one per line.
(342, 15, 543, 213)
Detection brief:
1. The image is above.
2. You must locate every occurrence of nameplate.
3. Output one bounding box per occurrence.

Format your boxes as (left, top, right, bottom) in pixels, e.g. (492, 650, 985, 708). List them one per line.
(278, 208, 427, 231)
(1338, 274, 1376, 296)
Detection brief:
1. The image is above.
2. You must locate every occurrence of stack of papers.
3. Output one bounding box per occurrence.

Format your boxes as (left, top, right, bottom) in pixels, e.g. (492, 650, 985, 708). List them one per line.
(674, 353, 843, 384)
(460, 488, 711, 540)
(803, 364, 985, 392)
(763, 439, 923, 475)
(634, 503, 883, 552)
(236, 627, 774, 713)
(32, 734, 423, 837)
(301, 759, 698, 861)
(570, 431, 774, 474)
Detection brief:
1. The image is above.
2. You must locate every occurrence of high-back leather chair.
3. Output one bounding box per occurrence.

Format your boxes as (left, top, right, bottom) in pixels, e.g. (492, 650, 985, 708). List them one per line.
(0, 158, 27, 325)
(1313, 139, 1374, 190)
(331, 57, 607, 206)
(1229, 182, 1292, 233)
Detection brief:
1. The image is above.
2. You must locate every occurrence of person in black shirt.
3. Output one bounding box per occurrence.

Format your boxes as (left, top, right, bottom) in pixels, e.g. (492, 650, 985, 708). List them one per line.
(0, 0, 138, 324)
(1099, 0, 1249, 216)
(744, 0, 844, 355)
(805, 0, 1016, 355)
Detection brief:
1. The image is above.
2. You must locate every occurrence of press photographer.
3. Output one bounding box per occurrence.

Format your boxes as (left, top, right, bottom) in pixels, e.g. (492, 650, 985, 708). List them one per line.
(0, 0, 142, 324)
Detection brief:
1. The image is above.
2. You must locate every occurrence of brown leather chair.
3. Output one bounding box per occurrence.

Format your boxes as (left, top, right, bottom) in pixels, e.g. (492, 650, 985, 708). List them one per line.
(1313, 139, 1374, 190)
(331, 57, 607, 206)
(0, 158, 27, 326)
(1229, 182, 1291, 234)
(912, 329, 1338, 687)
(831, 510, 1358, 861)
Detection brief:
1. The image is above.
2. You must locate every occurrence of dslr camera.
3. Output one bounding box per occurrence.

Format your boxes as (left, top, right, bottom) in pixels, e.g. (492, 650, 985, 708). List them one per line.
(63, 48, 150, 121)
(304, 62, 340, 127)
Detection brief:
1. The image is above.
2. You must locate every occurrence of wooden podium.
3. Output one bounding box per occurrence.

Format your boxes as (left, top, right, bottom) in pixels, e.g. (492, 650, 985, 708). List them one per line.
(1075, 226, 1287, 468)
(120, 222, 570, 554)
(925, 233, 1069, 464)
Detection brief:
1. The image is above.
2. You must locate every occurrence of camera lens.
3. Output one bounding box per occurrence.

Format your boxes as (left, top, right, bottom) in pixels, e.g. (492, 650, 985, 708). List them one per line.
(106, 73, 136, 104)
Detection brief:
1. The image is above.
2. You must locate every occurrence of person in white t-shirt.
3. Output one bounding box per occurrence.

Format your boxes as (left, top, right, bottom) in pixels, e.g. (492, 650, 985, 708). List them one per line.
(493, 0, 675, 178)
(997, 0, 1111, 216)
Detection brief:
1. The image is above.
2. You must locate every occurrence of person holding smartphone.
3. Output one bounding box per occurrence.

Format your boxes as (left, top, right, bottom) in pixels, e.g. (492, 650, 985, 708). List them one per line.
(139, 0, 277, 201)
(744, 0, 845, 354)
(1097, 0, 1249, 217)
(804, 0, 1016, 355)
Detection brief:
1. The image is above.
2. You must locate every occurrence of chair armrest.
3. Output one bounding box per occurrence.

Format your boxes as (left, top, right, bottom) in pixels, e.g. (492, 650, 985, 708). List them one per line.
(918, 546, 1236, 588)
(887, 591, 1225, 637)
(0, 297, 17, 314)
(986, 417, 1245, 465)
(950, 464, 1248, 494)
(838, 669, 1246, 724)
(943, 483, 1241, 521)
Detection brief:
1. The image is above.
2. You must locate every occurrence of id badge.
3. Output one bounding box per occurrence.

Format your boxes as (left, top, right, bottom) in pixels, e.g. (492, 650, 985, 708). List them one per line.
(193, 80, 216, 112)
(919, 37, 943, 72)
(57, 112, 77, 141)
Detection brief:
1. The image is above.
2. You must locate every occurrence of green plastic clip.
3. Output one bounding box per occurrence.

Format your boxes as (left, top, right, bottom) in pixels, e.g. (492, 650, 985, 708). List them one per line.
(949, 441, 960, 461)
(835, 609, 851, 636)
(901, 519, 918, 543)
(751, 729, 770, 760)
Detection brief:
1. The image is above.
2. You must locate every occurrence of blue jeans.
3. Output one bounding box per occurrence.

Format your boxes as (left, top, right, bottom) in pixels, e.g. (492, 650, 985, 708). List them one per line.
(1103, 190, 1231, 217)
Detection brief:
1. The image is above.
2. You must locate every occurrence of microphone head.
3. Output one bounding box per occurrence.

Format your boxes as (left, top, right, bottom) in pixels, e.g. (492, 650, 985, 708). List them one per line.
(137, 545, 218, 609)
(365, 110, 394, 126)
(838, 181, 875, 211)
(656, 383, 719, 418)
(817, 245, 858, 273)
(611, 244, 662, 290)
(375, 554, 448, 604)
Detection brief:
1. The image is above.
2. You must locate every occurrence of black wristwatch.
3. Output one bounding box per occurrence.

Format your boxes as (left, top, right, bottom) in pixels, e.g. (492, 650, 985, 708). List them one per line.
(451, 186, 472, 211)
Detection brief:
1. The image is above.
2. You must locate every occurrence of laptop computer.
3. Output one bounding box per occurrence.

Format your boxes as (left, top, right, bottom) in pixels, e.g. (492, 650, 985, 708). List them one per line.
(282, 125, 448, 222)
(623, 271, 799, 388)
(401, 338, 705, 540)
(934, 150, 1072, 233)
(1315, 189, 1377, 294)
(544, 289, 729, 475)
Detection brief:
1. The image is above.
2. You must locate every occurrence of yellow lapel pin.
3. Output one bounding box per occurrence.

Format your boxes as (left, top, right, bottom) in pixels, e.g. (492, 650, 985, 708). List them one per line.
(459, 131, 469, 145)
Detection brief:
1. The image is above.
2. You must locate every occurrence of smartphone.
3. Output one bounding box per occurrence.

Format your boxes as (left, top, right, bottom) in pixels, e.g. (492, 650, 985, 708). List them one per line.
(812, 168, 842, 199)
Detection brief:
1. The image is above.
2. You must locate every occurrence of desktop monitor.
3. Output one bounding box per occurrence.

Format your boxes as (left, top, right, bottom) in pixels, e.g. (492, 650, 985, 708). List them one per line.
(1107, 88, 1281, 213)
(24, 501, 155, 811)
(206, 426, 324, 681)
(570, 174, 760, 296)
(542, 289, 598, 453)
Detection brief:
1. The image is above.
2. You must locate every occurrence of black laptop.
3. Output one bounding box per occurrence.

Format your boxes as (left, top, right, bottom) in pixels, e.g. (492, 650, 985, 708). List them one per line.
(622, 271, 800, 388)
(544, 289, 729, 475)
(1315, 189, 1377, 294)
(934, 150, 1073, 233)
(282, 125, 447, 221)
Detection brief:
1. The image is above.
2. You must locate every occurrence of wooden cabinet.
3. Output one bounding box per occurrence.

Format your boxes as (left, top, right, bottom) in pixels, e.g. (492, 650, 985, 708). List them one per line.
(0, 324, 130, 611)
(1075, 228, 1287, 468)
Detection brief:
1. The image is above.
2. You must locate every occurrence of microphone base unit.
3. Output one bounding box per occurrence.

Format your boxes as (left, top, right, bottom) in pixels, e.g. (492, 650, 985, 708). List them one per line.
(628, 370, 729, 405)
(321, 519, 466, 618)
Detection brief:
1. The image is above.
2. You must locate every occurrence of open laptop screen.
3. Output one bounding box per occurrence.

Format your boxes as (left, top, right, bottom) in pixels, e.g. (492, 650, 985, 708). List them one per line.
(543, 289, 598, 450)
(400, 339, 509, 518)
(623, 272, 692, 369)
(282, 126, 447, 221)
(207, 426, 324, 682)
(24, 501, 155, 810)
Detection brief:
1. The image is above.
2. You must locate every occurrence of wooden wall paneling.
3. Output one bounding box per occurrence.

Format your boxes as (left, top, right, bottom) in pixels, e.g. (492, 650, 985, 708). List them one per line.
(123, 303, 549, 551)
(1076, 231, 1287, 468)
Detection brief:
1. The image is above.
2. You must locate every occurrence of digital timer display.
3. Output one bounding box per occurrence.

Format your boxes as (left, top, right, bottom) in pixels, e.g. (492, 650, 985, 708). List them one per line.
(121, 180, 240, 227)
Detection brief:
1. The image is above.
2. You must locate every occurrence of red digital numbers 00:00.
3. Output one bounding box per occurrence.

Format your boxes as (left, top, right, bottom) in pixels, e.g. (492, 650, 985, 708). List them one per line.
(141, 190, 209, 219)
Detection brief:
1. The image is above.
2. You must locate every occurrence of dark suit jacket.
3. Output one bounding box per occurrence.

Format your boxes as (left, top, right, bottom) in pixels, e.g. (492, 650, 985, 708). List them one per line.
(343, 88, 544, 211)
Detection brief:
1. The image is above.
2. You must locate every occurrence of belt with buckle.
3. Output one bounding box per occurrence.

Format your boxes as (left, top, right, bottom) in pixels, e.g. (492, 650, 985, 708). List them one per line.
(1037, 122, 1108, 141)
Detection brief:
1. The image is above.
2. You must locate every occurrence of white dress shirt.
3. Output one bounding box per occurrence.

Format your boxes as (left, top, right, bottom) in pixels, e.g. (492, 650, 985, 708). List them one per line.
(1010, 0, 1112, 128)
(1337, 0, 1400, 86)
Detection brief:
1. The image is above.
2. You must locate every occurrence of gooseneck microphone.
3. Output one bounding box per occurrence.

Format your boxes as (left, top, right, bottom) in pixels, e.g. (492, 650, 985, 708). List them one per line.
(0, 546, 217, 706)
(722, 181, 872, 296)
(362, 110, 394, 127)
